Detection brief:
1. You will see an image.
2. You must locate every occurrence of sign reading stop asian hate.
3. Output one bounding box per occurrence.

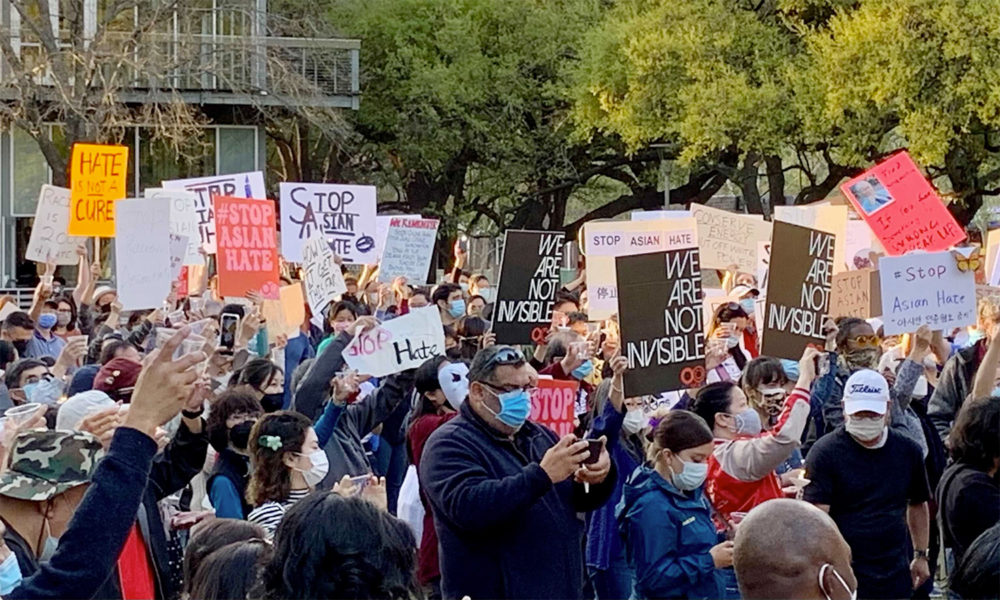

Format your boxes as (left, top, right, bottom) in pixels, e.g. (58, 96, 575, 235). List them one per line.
(214, 196, 280, 300)
(529, 377, 579, 437)
(68, 143, 128, 237)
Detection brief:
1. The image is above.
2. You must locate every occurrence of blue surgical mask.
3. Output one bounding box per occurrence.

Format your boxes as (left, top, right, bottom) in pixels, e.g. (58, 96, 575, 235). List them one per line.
(669, 457, 709, 491)
(992, 385, 1000, 397)
(448, 299, 466, 318)
(780, 358, 800, 380)
(482, 386, 531, 429)
(571, 360, 594, 380)
(478, 288, 494, 303)
(37, 313, 57, 329)
(23, 378, 63, 404)
(732, 407, 763, 436)
(0, 551, 21, 594)
(739, 298, 755, 315)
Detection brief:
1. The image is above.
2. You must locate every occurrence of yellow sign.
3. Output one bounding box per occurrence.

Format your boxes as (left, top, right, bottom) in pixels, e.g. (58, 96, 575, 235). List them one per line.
(67, 143, 128, 237)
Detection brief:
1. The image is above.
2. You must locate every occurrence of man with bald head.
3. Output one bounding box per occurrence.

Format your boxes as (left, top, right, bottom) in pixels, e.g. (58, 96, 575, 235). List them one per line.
(734, 499, 857, 600)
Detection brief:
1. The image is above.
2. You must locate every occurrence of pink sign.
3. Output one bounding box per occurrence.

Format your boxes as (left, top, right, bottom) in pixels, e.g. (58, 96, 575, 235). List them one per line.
(530, 378, 579, 437)
(840, 151, 965, 256)
(215, 196, 280, 299)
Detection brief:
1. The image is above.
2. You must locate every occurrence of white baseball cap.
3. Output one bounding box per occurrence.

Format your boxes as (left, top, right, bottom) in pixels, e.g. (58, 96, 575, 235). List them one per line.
(843, 370, 889, 415)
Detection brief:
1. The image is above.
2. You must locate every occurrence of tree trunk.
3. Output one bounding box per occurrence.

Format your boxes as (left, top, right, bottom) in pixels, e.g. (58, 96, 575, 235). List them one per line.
(738, 153, 764, 214)
(763, 155, 784, 218)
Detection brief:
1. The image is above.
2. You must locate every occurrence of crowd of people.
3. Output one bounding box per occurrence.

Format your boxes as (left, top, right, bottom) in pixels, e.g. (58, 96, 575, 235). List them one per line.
(0, 236, 993, 600)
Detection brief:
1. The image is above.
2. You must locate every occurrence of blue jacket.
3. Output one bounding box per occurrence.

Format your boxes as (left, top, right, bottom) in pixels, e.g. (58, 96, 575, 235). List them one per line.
(421, 401, 616, 600)
(617, 466, 722, 600)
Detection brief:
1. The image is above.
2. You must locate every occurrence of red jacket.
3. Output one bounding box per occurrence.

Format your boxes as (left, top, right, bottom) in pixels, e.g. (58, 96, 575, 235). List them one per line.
(408, 412, 458, 585)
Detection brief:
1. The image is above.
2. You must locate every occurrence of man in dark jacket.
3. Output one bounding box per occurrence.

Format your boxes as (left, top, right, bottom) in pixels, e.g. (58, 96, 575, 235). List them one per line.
(421, 345, 615, 600)
(928, 340, 983, 442)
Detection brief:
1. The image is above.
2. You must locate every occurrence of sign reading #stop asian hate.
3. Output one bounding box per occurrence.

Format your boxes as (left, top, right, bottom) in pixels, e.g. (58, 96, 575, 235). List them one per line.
(67, 143, 128, 237)
(215, 196, 280, 300)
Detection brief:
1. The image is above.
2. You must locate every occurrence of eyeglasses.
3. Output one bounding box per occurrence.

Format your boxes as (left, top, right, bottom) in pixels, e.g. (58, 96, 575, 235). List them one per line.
(479, 381, 538, 396)
(479, 346, 525, 371)
(848, 335, 880, 348)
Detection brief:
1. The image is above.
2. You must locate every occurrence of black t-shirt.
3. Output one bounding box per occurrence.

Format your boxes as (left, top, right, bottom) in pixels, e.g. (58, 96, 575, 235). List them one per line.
(937, 462, 1000, 563)
(804, 427, 930, 582)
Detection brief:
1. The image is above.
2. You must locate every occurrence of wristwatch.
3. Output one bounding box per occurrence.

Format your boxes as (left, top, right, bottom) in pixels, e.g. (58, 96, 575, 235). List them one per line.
(914, 549, 929, 561)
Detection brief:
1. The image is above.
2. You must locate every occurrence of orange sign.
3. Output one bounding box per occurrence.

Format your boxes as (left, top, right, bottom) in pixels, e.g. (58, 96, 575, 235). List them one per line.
(67, 143, 128, 237)
(215, 196, 280, 300)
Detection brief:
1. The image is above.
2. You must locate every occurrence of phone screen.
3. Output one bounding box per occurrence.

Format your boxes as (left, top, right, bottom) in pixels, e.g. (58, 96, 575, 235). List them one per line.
(220, 313, 239, 349)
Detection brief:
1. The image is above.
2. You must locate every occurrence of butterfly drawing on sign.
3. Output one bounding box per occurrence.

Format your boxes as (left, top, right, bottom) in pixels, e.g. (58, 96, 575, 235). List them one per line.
(951, 245, 984, 283)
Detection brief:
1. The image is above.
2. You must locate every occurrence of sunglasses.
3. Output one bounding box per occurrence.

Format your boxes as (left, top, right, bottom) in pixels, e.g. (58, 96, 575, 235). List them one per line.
(480, 346, 525, 371)
(849, 335, 880, 348)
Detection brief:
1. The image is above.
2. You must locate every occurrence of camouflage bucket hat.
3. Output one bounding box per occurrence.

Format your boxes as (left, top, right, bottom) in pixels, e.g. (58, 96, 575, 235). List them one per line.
(0, 428, 104, 501)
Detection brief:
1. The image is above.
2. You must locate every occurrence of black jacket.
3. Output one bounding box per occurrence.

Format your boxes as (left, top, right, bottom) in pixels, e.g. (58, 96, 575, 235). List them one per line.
(928, 342, 982, 442)
(207, 448, 252, 519)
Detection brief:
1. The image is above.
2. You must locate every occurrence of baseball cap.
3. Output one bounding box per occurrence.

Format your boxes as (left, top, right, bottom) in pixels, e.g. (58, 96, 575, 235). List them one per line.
(0, 429, 104, 501)
(56, 390, 116, 430)
(843, 369, 889, 415)
(93, 358, 142, 401)
(731, 285, 760, 298)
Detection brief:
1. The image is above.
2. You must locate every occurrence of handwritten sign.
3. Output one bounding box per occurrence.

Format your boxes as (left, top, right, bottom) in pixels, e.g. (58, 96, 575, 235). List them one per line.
(844, 218, 883, 270)
(303, 234, 347, 315)
(145, 188, 203, 265)
(828, 269, 881, 319)
(169, 234, 189, 280)
(761, 222, 834, 359)
(618, 247, 706, 396)
(691, 204, 772, 271)
(67, 143, 128, 237)
(878, 251, 976, 335)
(377, 218, 440, 284)
(375, 214, 421, 263)
(26, 185, 84, 265)
(114, 198, 172, 310)
(840, 151, 965, 256)
(529, 378, 579, 437)
(161, 171, 266, 253)
(343, 306, 444, 377)
(278, 183, 377, 264)
(492, 230, 565, 345)
(214, 196, 280, 299)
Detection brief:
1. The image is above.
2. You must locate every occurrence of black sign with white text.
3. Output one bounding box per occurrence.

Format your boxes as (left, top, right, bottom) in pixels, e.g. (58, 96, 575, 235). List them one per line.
(493, 230, 565, 345)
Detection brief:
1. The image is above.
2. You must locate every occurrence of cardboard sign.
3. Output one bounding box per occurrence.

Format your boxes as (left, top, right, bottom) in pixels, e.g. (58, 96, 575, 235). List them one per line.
(145, 188, 203, 265)
(774, 204, 848, 274)
(161, 171, 266, 253)
(691, 204, 772, 272)
(214, 196, 280, 300)
(343, 306, 444, 377)
(492, 230, 565, 345)
(840, 151, 965, 255)
(529, 377, 579, 437)
(302, 234, 347, 315)
(67, 143, 128, 237)
(26, 185, 84, 265)
(377, 218, 440, 284)
(278, 183, 377, 264)
(878, 251, 976, 335)
(114, 198, 172, 310)
(761, 222, 835, 359)
(261, 283, 306, 343)
(828, 269, 881, 319)
(584, 218, 698, 320)
(617, 247, 706, 397)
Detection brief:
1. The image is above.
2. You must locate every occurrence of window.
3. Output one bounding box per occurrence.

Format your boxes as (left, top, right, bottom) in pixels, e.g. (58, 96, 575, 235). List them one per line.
(138, 127, 215, 191)
(217, 127, 256, 174)
(11, 127, 50, 216)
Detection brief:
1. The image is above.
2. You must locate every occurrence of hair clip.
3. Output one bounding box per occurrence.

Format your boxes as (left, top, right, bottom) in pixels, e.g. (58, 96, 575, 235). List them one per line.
(258, 435, 282, 451)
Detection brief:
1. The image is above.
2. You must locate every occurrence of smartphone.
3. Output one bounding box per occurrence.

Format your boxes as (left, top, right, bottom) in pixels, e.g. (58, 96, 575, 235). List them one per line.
(582, 439, 603, 465)
(349, 474, 371, 496)
(458, 235, 469, 253)
(220, 312, 239, 351)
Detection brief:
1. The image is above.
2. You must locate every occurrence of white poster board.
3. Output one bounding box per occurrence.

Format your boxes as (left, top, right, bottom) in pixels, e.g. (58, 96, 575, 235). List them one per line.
(145, 188, 203, 265)
(343, 306, 445, 377)
(878, 251, 976, 335)
(378, 218, 440, 284)
(278, 183, 378, 264)
(115, 198, 172, 310)
(160, 171, 266, 253)
(630, 210, 692, 221)
(303, 234, 347, 315)
(26, 185, 85, 265)
(375, 214, 421, 263)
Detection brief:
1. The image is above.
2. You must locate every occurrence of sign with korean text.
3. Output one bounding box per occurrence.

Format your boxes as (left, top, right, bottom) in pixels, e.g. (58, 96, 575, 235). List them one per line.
(67, 143, 128, 237)
(114, 197, 172, 310)
(529, 377, 579, 437)
(377, 218, 440, 284)
(828, 269, 881, 319)
(214, 196, 280, 300)
(303, 234, 347, 315)
(493, 230, 565, 345)
(278, 183, 377, 264)
(343, 306, 444, 377)
(878, 251, 976, 335)
(691, 204, 772, 272)
(26, 185, 84, 265)
(374, 214, 421, 263)
(761, 222, 834, 359)
(617, 248, 706, 397)
(840, 151, 965, 256)
(161, 171, 266, 253)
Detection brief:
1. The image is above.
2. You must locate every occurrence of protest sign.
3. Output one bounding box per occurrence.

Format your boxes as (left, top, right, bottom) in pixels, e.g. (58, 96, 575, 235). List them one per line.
(761, 222, 834, 359)
(878, 251, 976, 335)
(691, 204, 772, 272)
(374, 214, 421, 263)
(584, 218, 698, 321)
(630, 210, 692, 221)
(261, 283, 305, 343)
(214, 196, 280, 300)
(302, 234, 347, 315)
(844, 218, 883, 270)
(169, 234, 188, 280)
(492, 230, 565, 345)
(161, 171, 266, 253)
(26, 185, 84, 265)
(377, 218, 439, 284)
(774, 204, 848, 274)
(828, 269, 881, 319)
(67, 143, 128, 237)
(146, 188, 203, 265)
(840, 151, 965, 255)
(278, 183, 377, 264)
(756, 241, 771, 291)
(529, 377, 579, 437)
(617, 247, 706, 397)
(114, 198, 172, 310)
(343, 306, 444, 377)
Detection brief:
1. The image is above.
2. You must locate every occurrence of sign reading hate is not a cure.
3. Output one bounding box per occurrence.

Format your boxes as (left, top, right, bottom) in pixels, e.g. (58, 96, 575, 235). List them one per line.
(378, 218, 440, 285)
(279, 183, 377, 264)
(878, 251, 976, 336)
(761, 221, 834, 360)
(67, 143, 128, 237)
(26, 185, 85, 265)
(214, 196, 280, 299)
(161, 171, 267, 253)
(492, 230, 565, 345)
(529, 377, 579, 437)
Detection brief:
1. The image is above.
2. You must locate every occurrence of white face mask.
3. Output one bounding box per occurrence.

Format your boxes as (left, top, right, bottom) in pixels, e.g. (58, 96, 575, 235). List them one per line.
(478, 288, 494, 303)
(297, 449, 329, 487)
(819, 563, 857, 600)
(622, 409, 646, 435)
(845, 414, 885, 443)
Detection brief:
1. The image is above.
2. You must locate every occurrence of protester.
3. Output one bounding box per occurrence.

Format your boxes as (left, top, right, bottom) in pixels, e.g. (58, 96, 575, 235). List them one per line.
(421, 345, 614, 599)
(51, 294, 80, 339)
(188, 539, 272, 600)
(705, 303, 750, 383)
(231, 358, 285, 413)
(24, 301, 66, 360)
(804, 369, 931, 599)
(432, 283, 465, 328)
(466, 295, 485, 317)
(182, 518, 266, 597)
(1, 313, 35, 359)
(949, 524, 1000, 600)
(205, 389, 264, 519)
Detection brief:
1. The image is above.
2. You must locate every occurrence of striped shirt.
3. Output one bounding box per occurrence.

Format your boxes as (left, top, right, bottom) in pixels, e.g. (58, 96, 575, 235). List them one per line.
(247, 488, 310, 538)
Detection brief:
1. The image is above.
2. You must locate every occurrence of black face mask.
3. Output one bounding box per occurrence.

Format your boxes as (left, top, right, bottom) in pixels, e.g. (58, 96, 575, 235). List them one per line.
(446, 347, 462, 360)
(11, 339, 28, 356)
(229, 421, 255, 450)
(261, 393, 284, 413)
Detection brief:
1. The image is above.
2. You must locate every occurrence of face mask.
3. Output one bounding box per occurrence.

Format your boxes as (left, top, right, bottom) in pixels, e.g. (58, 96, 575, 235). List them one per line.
(967, 329, 986, 346)
(622, 409, 646, 435)
(0, 551, 22, 595)
(229, 421, 255, 450)
(726, 336, 740, 349)
(478, 288, 494, 303)
(445, 347, 462, 360)
(367, 293, 379, 304)
(332, 321, 350, 335)
(260, 392, 284, 413)
(56, 313, 71, 327)
(819, 563, 857, 600)
(37, 313, 57, 330)
(780, 359, 799, 380)
(297, 449, 329, 488)
(845, 414, 885, 443)
(739, 298, 755, 315)
(668, 455, 709, 491)
(844, 348, 880, 371)
(12, 339, 28, 356)
(459, 283, 469, 292)
(24, 377, 62, 404)
(572, 360, 594, 380)
(448, 299, 466, 318)
(482, 386, 531, 429)
(731, 407, 762, 436)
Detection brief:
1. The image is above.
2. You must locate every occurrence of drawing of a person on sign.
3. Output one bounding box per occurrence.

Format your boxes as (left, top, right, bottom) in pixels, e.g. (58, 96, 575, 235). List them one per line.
(850, 176, 895, 216)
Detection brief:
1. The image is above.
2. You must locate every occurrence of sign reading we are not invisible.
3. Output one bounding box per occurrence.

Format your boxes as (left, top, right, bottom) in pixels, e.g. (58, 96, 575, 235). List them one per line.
(68, 143, 128, 237)
(493, 230, 565, 345)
